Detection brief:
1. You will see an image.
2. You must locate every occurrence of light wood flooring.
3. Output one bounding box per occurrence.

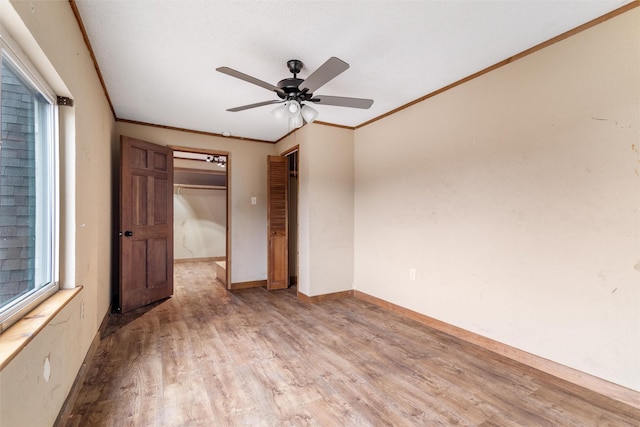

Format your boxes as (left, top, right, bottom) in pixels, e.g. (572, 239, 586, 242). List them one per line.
(59, 262, 640, 426)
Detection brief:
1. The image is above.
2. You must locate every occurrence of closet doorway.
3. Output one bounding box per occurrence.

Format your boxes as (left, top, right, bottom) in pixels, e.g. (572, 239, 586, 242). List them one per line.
(284, 147, 298, 289)
(172, 147, 230, 287)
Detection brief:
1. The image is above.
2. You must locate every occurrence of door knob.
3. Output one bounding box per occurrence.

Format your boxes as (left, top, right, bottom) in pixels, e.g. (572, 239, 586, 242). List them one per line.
(124, 231, 133, 237)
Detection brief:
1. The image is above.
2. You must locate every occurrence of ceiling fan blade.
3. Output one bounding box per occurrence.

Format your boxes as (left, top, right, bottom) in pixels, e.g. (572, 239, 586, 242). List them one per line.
(311, 95, 374, 109)
(300, 57, 349, 93)
(217, 66, 284, 96)
(227, 99, 284, 112)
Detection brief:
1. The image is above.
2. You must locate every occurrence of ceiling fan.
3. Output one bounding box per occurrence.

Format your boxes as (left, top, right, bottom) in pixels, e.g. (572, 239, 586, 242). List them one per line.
(216, 57, 373, 128)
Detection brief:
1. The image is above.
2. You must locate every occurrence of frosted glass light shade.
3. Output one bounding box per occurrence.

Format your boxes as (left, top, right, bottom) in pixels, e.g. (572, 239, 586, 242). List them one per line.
(301, 105, 319, 123)
(287, 100, 300, 115)
(271, 103, 288, 120)
(289, 114, 303, 129)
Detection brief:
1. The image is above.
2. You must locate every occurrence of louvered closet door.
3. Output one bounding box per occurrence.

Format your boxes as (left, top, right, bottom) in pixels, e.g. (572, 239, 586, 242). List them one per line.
(267, 155, 288, 290)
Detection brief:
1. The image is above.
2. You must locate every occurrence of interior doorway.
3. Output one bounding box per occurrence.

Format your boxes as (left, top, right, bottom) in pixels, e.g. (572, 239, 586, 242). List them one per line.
(171, 147, 230, 287)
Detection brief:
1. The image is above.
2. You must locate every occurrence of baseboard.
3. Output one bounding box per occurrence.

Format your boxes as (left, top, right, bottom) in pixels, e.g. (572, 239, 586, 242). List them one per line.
(174, 256, 225, 263)
(298, 289, 354, 303)
(53, 306, 111, 426)
(214, 261, 226, 285)
(353, 290, 640, 410)
(229, 280, 266, 290)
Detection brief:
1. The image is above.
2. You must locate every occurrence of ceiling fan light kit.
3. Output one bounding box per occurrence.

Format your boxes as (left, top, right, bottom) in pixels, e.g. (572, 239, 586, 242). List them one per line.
(217, 57, 373, 128)
(271, 100, 320, 130)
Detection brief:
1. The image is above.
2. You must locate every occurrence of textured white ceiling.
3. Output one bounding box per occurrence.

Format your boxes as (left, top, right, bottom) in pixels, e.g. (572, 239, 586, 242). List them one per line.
(74, 0, 631, 142)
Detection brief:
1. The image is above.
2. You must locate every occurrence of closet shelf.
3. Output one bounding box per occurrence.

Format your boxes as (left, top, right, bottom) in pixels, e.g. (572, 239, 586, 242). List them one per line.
(173, 184, 226, 190)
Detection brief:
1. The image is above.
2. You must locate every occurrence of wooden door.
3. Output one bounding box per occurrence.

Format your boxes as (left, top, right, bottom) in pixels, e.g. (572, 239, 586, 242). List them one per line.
(267, 155, 288, 290)
(119, 136, 174, 312)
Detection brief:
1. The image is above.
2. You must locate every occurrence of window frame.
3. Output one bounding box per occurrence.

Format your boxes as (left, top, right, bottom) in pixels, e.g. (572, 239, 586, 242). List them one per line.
(0, 28, 60, 333)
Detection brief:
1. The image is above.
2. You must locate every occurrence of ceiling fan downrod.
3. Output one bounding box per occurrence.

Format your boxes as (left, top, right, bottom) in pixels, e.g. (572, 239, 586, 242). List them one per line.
(287, 59, 303, 77)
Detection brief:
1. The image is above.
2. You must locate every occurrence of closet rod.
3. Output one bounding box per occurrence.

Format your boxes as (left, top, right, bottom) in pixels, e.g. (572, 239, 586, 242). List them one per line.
(173, 184, 226, 190)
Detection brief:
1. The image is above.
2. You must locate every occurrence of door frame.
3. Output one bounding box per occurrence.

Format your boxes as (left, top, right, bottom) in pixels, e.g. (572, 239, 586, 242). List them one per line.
(169, 145, 231, 288)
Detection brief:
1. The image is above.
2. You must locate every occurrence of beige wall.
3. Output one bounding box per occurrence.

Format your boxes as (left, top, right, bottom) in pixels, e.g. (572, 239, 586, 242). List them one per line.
(354, 9, 640, 391)
(277, 124, 355, 296)
(116, 121, 275, 283)
(0, 1, 116, 426)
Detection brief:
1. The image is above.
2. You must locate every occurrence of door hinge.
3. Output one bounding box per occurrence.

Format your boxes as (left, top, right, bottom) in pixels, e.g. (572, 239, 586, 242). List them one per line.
(57, 96, 74, 107)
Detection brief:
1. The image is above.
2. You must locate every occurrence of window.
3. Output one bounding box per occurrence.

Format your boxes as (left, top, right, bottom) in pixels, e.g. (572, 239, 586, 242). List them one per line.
(0, 34, 58, 332)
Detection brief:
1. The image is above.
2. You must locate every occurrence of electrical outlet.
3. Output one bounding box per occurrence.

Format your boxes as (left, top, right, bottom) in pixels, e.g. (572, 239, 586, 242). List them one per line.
(409, 268, 417, 281)
(251, 196, 257, 205)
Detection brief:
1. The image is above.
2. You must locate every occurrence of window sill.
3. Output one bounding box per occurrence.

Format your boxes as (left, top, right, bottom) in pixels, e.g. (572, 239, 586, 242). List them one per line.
(0, 286, 83, 372)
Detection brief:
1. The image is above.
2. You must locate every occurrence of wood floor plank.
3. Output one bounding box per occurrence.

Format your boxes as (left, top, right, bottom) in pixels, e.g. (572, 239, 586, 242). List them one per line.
(57, 261, 640, 426)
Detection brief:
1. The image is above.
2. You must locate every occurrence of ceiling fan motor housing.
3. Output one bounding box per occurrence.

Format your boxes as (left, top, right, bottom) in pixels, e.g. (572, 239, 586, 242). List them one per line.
(277, 77, 304, 96)
(277, 59, 312, 101)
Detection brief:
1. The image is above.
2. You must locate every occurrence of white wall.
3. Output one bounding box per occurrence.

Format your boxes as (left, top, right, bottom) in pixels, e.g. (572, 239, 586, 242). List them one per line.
(277, 124, 354, 296)
(354, 9, 640, 391)
(116, 121, 275, 284)
(0, 1, 116, 425)
(174, 188, 227, 260)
